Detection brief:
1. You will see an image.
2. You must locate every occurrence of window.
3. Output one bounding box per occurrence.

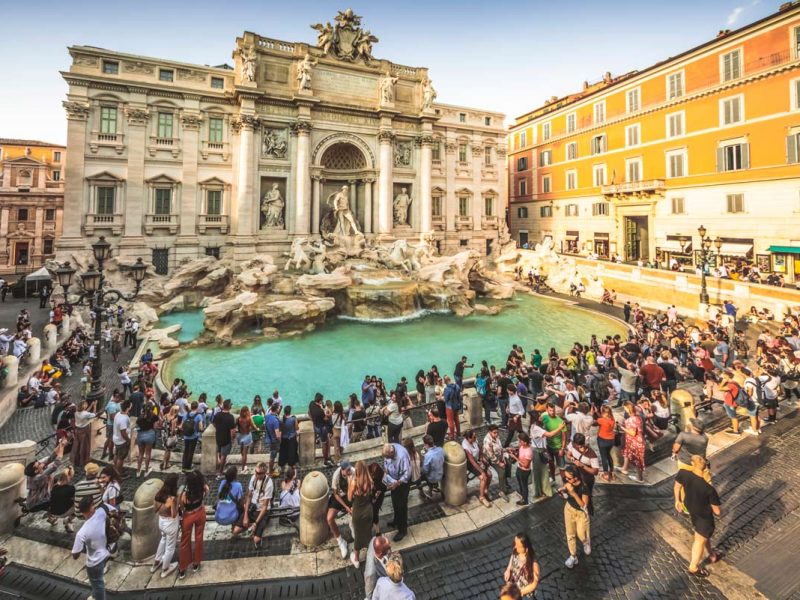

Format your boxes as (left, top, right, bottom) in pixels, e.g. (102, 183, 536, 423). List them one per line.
(211, 76, 224, 89)
(432, 196, 442, 216)
(43, 239, 54, 255)
(593, 102, 605, 124)
(726, 193, 744, 213)
(154, 188, 172, 214)
(518, 179, 528, 197)
(541, 175, 551, 193)
(591, 134, 606, 155)
(49, 170, 60, 182)
(157, 112, 173, 138)
(152, 248, 169, 275)
(788, 131, 800, 164)
(519, 131, 527, 147)
(45, 209, 55, 221)
(484, 147, 492, 166)
(671, 197, 685, 214)
(720, 96, 743, 126)
(566, 170, 577, 190)
(718, 142, 749, 171)
(484, 116, 491, 126)
(432, 142, 441, 161)
(625, 124, 640, 147)
(517, 156, 528, 171)
(206, 190, 222, 215)
(459, 239, 468, 247)
(208, 117, 224, 142)
(205, 247, 220, 259)
(592, 202, 609, 216)
(53, 151, 62, 162)
(540, 205, 552, 218)
(795, 25, 800, 59)
(484, 196, 494, 216)
(667, 112, 684, 138)
(667, 72, 684, 99)
(593, 165, 606, 187)
(96, 186, 115, 214)
(666, 150, 686, 178)
(566, 142, 577, 160)
(565, 204, 579, 217)
(159, 68, 174, 82)
(99, 106, 117, 134)
(17, 208, 28, 221)
(458, 144, 468, 163)
(539, 150, 551, 166)
(517, 207, 528, 219)
(627, 88, 640, 113)
(566, 112, 576, 133)
(794, 78, 800, 110)
(459, 113, 466, 123)
(102, 60, 119, 75)
(626, 158, 642, 182)
(722, 49, 742, 82)
(458, 196, 469, 216)
(542, 122, 551, 141)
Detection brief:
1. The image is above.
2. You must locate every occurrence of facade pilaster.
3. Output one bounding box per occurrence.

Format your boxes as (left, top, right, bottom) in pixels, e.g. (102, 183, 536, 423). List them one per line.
(377, 130, 394, 234)
(471, 141, 483, 233)
(311, 175, 321, 234)
(175, 111, 202, 261)
(59, 100, 90, 250)
(364, 177, 374, 234)
(418, 135, 434, 234)
(292, 120, 312, 235)
(120, 101, 148, 250)
(444, 140, 457, 235)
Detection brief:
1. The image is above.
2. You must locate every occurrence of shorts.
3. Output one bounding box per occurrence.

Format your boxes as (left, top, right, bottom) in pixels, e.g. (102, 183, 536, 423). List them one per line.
(314, 424, 330, 443)
(137, 429, 156, 446)
(106, 424, 113, 439)
(724, 403, 758, 418)
(547, 447, 566, 469)
(466, 461, 483, 477)
(237, 433, 253, 447)
(327, 494, 349, 514)
(691, 516, 715, 539)
(268, 440, 280, 459)
(237, 504, 269, 539)
(115, 442, 130, 460)
(218, 443, 232, 457)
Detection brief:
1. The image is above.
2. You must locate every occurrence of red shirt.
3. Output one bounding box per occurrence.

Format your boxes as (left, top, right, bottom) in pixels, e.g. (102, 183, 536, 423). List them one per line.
(639, 363, 665, 389)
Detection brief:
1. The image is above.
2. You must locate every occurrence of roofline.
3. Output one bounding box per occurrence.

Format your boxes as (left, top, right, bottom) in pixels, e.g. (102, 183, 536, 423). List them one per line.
(0, 139, 66, 148)
(433, 102, 506, 119)
(68, 45, 232, 74)
(513, 2, 800, 124)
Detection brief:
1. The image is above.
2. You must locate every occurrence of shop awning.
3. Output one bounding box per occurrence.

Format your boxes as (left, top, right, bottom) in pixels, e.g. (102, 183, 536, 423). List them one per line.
(718, 243, 753, 257)
(659, 240, 691, 253)
(564, 235, 578, 241)
(768, 245, 800, 254)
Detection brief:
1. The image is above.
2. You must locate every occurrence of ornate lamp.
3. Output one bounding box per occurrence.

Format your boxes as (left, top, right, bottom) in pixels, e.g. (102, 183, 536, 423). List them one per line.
(714, 237, 723, 252)
(55, 262, 75, 289)
(80, 265, 102, 293)
(130, 257, 147, 290)
(697, 224, 707, 239)
(91, 236, 112, 264)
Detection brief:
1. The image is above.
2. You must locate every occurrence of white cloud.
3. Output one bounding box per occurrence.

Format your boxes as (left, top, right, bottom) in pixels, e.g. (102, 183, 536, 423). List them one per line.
(726, 6, 744, 26)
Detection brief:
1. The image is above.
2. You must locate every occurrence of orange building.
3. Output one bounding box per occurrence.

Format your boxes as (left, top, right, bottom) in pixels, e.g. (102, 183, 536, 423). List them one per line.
(509, 1, 800, 280)
(0, 139, 65, 276)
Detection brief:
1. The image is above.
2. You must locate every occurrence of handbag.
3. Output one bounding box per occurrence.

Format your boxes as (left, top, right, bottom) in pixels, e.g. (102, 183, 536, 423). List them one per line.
(613, 427, 623, 447)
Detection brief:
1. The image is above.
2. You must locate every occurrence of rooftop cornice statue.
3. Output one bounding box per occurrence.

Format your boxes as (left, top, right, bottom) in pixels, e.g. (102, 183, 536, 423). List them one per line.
(311, 8, 378, 63)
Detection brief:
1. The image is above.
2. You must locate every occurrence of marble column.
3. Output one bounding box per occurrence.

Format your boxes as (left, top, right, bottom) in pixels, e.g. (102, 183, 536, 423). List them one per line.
(293, 121, 312, 235)
(311, 176, 321, 235)
(377, 131, 394, 234)
(419, 136, 434, 233)
(348, 180, 358, 226)
(364, 178, 373, 234)
(177, 113, 201, 241)
(59, 101, 90, 250)
(235, 115, 258, 237)
(121, 103, 148, 246)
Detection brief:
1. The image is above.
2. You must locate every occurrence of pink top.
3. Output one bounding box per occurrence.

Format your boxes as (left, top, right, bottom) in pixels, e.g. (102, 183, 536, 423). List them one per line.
(517, 445, 533, 470)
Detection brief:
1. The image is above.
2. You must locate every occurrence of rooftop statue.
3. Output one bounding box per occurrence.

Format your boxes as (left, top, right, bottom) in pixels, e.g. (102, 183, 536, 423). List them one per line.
(311, 9, 379, 63)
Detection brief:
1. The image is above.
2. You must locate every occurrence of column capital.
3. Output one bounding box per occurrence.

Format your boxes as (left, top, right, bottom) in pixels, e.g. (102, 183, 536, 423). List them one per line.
(378, 130, 395, 143)
(363, 177, 376, 184)
(125, 107, 150, 126)
(233, 114, 259, 132)
(416, 134, 435, 147)
(63, 101, 89, 121)
(291, 120, 313, 135)
(470, 145, 484, 156)
(181, 113, 203, 130)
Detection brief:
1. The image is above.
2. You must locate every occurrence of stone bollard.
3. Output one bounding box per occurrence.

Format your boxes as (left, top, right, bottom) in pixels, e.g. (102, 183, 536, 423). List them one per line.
(61, 314, 71, 337)
(90, 417, 105, 453)
(43, 324, 58, 353)
(670, 389, 695, 431)
(463, 388, 483, 428)
(298, 419, 316, 467)
(2, 355, 19, 387)
(442, 441, 467, 506)
(26, 337, 41, 365)
(0, 463, 25, 535)
(200, 423, 217, 475)
(299, 470, 330, 547)
(131, 478, 163, 562)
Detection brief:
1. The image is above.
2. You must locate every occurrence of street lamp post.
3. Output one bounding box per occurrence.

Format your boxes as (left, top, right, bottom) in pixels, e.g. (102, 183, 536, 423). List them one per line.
(53, 237, 147, 410)
(696, 225, 723, 307)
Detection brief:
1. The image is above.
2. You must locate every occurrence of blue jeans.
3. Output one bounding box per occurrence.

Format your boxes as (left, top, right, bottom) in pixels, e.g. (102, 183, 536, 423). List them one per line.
(481, 394, 492, 424)
(618, 390, 636, 405)
(86, 558, 107, 600)
(498, 396, 509, 427)
(597, 437, 615, 473)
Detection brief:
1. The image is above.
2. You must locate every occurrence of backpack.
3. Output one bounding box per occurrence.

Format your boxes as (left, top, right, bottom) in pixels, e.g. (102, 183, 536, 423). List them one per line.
(100, 504, 121, 545)
(733, 384, 751, 408)
(745, 377, 764, 405)
(592, 376, 609, 401)
(215, 489, 240, 526)
(476, 376, 487, 397)
(182, 414, 196, 437)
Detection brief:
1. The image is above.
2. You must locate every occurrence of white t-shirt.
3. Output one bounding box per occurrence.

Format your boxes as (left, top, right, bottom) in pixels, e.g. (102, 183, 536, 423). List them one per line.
(530, 424, 547, 450)
(112, 412, 131, 445)
(248, 474, 274, 509)
(175, 397, 189, 419)
(507, 393, 525, 416)
(461, 438, 479, 460)
(565, 411, 593, 439)
(102, 482, 121, 511)
(71, 508, 110, 567)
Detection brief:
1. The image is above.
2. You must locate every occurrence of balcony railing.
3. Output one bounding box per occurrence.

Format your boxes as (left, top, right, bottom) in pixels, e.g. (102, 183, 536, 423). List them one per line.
(85, 213, 123, 235)
(482, 215, 499, 229)
(601, 179, 665, 197)
(431, 215, 445, 231)
(201, 140, 230, 160)
(144, 213, 179, 234)
(148, 136, 181, 158)
(89, 132, 125, 155)
(198, 213, 229, 234)
(455, 215, 473, 230)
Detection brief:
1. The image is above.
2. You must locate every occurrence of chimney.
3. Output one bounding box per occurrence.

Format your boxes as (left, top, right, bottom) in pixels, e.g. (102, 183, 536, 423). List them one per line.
(603, 71, 612, 83)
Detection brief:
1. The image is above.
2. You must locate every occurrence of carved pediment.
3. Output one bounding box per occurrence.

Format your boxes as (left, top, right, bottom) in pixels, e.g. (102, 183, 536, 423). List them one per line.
(86, 170, 125, 182)
(145, 173, 180, 185)
(4, 156, 46, 167)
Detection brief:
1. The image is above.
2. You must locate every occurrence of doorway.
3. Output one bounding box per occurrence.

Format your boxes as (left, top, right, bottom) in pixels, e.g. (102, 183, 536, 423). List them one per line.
(14, 242, 29, 266)
(519, 231, 529, 248)
(623, 216, 649, 262)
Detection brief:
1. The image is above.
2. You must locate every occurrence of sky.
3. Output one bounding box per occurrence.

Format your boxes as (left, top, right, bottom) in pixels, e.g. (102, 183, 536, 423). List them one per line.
(0, 0, 775, 145)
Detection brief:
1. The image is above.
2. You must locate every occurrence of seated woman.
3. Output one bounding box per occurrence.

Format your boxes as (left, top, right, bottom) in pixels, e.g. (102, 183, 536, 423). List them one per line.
(650, 391, 671, 430)
(278, 467, 301, 525)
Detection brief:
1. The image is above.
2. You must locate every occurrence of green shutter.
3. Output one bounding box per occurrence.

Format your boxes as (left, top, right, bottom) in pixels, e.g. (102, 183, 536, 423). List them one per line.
(788, 135, 799, 165)
(716, 147, 724, 172)
(742, 143, 750, 169)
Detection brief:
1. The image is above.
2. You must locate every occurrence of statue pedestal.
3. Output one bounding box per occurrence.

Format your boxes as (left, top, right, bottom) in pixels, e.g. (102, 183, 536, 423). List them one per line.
(392, 225, 413, 238)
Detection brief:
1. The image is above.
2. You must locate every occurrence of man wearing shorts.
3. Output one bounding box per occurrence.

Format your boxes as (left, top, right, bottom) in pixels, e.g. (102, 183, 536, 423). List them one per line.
(264, 403, 282, 477)
(720, 371, 761, 436)
(308, 393, 332, 466)
(233, 462, 273, 548)
(326, 460, 354, 559)
(111, 401, 131, 475)
(541, 402, 567, 482)
(212, 400, 236, 479)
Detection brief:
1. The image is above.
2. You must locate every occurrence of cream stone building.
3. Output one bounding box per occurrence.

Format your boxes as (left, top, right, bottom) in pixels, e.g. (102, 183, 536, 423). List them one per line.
(59, 9, 506, 274)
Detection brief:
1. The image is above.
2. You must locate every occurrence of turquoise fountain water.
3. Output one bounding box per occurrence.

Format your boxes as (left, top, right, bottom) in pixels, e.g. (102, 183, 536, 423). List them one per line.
(162, 294, 627, 407)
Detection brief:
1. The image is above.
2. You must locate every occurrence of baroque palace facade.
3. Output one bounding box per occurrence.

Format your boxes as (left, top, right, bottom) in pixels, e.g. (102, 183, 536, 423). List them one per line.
(59, 9, 506, 274)
(0, 139, 65, 277)
(509, 1, 800, 280)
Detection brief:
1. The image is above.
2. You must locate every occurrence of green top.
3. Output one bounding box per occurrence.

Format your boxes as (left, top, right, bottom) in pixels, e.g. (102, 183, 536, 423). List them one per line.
(541, 414, 564, 450)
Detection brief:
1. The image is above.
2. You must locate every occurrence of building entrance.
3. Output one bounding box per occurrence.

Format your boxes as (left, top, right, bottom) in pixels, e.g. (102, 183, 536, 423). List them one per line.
(624, 216, 649, 262)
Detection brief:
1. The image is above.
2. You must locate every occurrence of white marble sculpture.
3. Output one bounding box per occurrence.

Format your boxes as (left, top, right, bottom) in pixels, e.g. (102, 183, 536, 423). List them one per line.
(393, 187, 411, 226)
(261, 183, 285, 228)
(379, 72, 398, 104)
(422, 78, 437, 111)
(297, 54, 317, 91)
(285, 237, 311, 271)
(242, 46, 257, 83)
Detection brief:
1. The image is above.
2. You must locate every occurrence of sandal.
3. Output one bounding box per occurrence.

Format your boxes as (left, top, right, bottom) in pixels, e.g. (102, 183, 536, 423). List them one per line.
(480, 497, 492, 508)
(688, 567, 710, 578)
(708, 551, 725, 564)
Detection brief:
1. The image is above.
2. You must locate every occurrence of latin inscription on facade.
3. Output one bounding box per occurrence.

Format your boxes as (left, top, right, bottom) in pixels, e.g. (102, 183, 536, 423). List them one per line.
(314, 68, 375, 98)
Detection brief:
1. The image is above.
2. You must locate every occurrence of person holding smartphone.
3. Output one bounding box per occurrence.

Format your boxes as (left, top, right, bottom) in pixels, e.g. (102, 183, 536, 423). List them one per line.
(559, 465, 591, 569)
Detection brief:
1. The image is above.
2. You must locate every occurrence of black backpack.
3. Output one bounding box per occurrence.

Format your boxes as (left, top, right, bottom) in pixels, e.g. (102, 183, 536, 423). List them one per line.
(745, 377, 764, 405)
(181, 414, 196, 437)
(592, 375, 609, 401)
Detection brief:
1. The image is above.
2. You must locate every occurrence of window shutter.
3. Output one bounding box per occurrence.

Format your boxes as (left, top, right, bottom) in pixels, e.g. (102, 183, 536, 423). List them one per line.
(742, 143, 750, 169)
(787, 135, 798, 165)
(716, 147, 724, 172)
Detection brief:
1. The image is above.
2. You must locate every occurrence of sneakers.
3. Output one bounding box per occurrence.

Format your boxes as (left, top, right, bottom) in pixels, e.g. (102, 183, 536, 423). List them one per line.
(349, 551, 360, 569)
(565, 555, 579, 569)
(337, 537, 348, 559)
(192, 563, 201, 573)
(178, 570, 186, 580)
(583, 542, 591, 555)
(745, 429, 761, 436)
(161, 562, 178, 578)
(64, 521, 74, 533)
(150, 561, 161, 574)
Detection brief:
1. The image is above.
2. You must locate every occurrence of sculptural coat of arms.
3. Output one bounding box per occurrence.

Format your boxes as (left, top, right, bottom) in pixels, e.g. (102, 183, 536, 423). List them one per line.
(311, 8, 379, 63)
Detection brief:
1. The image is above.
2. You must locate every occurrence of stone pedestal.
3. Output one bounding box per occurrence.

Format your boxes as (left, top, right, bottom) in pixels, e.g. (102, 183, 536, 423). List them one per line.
(90, 417, 106, 453)
(43, 324, 58, 353)
(299, 470, 330, 548)
(0, 463, 25, 535)
(131, 478, 163, 562)
(298, 419, 316, 467)
(670, 388, 695, 431)
(26, 337, 41, 365)
(200, 423, 217, 474)
(2, 355, 18, 387)
(463, 389, 483, 428)
(442, 441, 467, 506)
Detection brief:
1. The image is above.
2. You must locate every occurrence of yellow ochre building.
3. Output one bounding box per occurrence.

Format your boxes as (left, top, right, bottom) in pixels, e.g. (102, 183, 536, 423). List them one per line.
(508, 1, 800, 281)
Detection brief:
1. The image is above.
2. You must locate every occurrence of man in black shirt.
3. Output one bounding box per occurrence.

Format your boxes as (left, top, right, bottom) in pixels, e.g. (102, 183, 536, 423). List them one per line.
(425, 408, 447, 447)
(560, 465, 591, 569)
(496, 369, 512, 427)
(674, 455, 722, 577)
(453, 356, 473, 389)
(308, 393, 332, 466)
(212, 399, 236, 478)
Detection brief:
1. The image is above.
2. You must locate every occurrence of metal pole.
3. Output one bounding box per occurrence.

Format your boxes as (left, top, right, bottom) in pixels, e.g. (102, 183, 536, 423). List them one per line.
(87, 261, 105, 411)
(699, 243, 710, 305)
